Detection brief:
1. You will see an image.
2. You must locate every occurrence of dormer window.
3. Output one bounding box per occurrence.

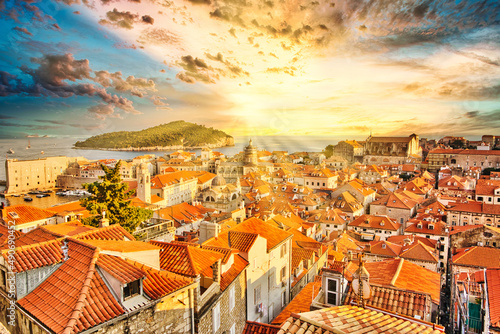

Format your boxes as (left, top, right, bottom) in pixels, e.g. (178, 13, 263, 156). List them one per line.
(417, 224, 422, 229)
(123, 280, 141, 300)
(428, 224, 434, 230)
(381, 244, 386, 249)
(380, 221, 385, 226)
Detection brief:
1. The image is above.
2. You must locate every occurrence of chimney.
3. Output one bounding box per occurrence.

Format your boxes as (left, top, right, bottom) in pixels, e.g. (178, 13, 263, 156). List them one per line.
(99, 211, 109, 228)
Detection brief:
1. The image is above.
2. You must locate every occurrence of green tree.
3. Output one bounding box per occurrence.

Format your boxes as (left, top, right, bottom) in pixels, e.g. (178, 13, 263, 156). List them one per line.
(323, 144, 334, 158)
(80, 160, 153, 234)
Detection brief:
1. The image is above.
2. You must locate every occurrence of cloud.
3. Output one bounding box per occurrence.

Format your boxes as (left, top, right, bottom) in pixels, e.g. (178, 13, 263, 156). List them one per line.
(3, 54, 143, 118)
(35, 119, 106, 130)
(176, 55, 217, 84)
(141, 15, 154, 25)
(99, 8, 138, 29)
(87, 103, 121, 120)
(113, 41, 137, 49)
(266, 66, 296, 76)
(93, 70, 156, 97)
(138, 27, 180, 45)
(13, 26, 33, 36)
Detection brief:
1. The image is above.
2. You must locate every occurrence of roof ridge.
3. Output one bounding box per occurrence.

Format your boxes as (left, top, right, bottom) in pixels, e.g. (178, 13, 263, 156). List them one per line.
(61, 247, 100, 334)
(390, 258, 404, 286)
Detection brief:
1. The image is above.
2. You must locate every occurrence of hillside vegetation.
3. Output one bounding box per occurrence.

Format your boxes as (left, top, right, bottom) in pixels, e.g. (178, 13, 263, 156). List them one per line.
(74, 121, 233, 149)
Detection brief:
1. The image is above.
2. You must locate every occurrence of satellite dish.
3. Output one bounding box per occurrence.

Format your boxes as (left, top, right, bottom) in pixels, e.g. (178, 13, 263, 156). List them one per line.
(352, 278, 371, 300)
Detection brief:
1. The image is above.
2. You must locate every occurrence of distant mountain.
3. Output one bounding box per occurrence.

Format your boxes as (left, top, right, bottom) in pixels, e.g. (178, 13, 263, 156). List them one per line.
(74, 121, 234, 150)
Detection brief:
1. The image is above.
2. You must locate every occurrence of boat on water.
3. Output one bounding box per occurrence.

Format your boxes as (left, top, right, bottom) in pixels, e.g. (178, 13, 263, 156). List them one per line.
(23, 196, 33, 202)
(7, 148, 14, 154)
(26, 139, 31, 149)
(36, 194, 49, 198)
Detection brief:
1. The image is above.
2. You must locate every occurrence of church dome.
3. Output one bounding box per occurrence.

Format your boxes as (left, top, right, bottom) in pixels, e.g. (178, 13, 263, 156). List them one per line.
(212, 175, 227, 187)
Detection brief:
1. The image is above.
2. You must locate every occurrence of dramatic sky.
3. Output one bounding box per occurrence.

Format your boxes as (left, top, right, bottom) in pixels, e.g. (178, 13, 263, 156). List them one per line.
(0, 0, 499, 139)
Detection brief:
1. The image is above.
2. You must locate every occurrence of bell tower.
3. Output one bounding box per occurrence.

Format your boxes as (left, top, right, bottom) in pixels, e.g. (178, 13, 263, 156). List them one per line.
(137, 163, 151, 204)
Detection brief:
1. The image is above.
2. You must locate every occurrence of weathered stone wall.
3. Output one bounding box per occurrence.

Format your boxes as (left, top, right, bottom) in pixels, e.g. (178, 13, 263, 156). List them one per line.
(57, 175, 99, 189)
(197, 271, 247, 334)
(450, 226, 500, 248)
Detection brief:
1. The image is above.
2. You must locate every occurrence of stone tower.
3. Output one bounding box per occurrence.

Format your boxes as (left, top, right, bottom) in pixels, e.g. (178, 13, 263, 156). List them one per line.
(137, 163, 151, 204)
(243, 139, 258, 166)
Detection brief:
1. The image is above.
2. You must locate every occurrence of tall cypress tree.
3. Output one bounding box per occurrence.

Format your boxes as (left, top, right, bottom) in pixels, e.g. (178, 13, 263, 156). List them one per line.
(80, 160, 153, 234)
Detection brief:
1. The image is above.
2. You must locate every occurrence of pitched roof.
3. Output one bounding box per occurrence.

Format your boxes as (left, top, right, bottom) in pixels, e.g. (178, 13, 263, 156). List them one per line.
(96, 254, 146, 284)
(18, 239, 125, 334)
(344, 284, 432, 320)
(228, 217, 293, 251)
(1, 205, 55, 226)
(125, 259, 194, 300)
(83, 239, 160, 253)
(364, 258, 441, 304)
(150, 171, 197, 188)
(150, 241, 223, 277)
(475, 179, 500, 196)
(452, 246, 500, 268)
(242, 321, 280, 334)
(75, 224, 135, 241)
(371, 192, 418, 210)
(486, 267, 500, 328)
(205, 230, 259, 253)
(3, 238, 64, 273)
(271, 281, 321, 325)
(41, 220, 94, 236)
(399, 241, 438, 263)
(349, 214, 401, 231)
(0, 223, 23, 245)
(219, 254, 249, 291)
(279, 305, 444, 333)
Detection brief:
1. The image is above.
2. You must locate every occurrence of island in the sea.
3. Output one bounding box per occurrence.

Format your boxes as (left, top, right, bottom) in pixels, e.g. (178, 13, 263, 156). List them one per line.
(74, 121, 234, 151)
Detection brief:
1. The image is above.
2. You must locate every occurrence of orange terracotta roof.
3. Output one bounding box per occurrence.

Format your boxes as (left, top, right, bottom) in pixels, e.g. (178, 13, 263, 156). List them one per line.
(271, 281, 321, 325)
(205, 230, 259, 253)
(364, 258, 441, 304)
(452, 246, 500, 268)
(3, 238, 64, 273)
(399, 241, 438, 263)
(125, 259, 194, 299)
(292, 247, 315, 270)
(0, 223, 23, 245)
(4, 226, 60, 248)
(228, 217, 293, 251)
(48, 201, 87, 214)
(201, 245, 233, 263)
(18, 239, 125, 334)
(84, 239, 160, 252)
(1, 205, 55, 226)
(75, 224, 135, 241)
(281, 305, 444, 333)
(242, 321, 280, 334)
(150, 171, 197, 188)
(97, 254, 146, 284)
(486, 267, 500, 328)
(42, 220, 94, 236)
(371, 192, 418, 210)
(475, 179, 500, 196)
(150, 241, 223, 277)
(405, 219, 447, 236)
(349, 214, 401, 231)
(220, 254, 249, 291)
(344, 284, 432, 320)
(156, 202, 206, 223)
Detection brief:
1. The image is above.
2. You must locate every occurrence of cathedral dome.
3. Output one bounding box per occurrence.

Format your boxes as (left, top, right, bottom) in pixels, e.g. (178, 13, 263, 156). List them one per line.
(212, 175, 227, 187)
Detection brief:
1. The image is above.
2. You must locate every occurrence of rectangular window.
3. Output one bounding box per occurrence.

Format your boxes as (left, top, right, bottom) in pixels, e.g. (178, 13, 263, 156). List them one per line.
(326, 278, 338, 305)
(254, 285, 261, 304)
(229, 286, 235, 311)
(269, 273, 275, 290)
(212, 303, 220, 333)
(123, 280, 140, 300)
(281, 266, 287, 281)
(281, 243, 287, 258)
(282, 291, 286, 307)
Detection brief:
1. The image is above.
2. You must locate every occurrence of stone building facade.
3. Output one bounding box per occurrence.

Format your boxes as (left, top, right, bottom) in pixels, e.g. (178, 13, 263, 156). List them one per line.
(427, 149, 500, 173)
(5, 156, 85, 194)
(363, 134, 421, 165)
(333, 140, 364, 163)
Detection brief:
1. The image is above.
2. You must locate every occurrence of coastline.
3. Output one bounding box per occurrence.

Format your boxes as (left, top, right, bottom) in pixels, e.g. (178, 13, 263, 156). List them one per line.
(72, 142, 235, 152)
